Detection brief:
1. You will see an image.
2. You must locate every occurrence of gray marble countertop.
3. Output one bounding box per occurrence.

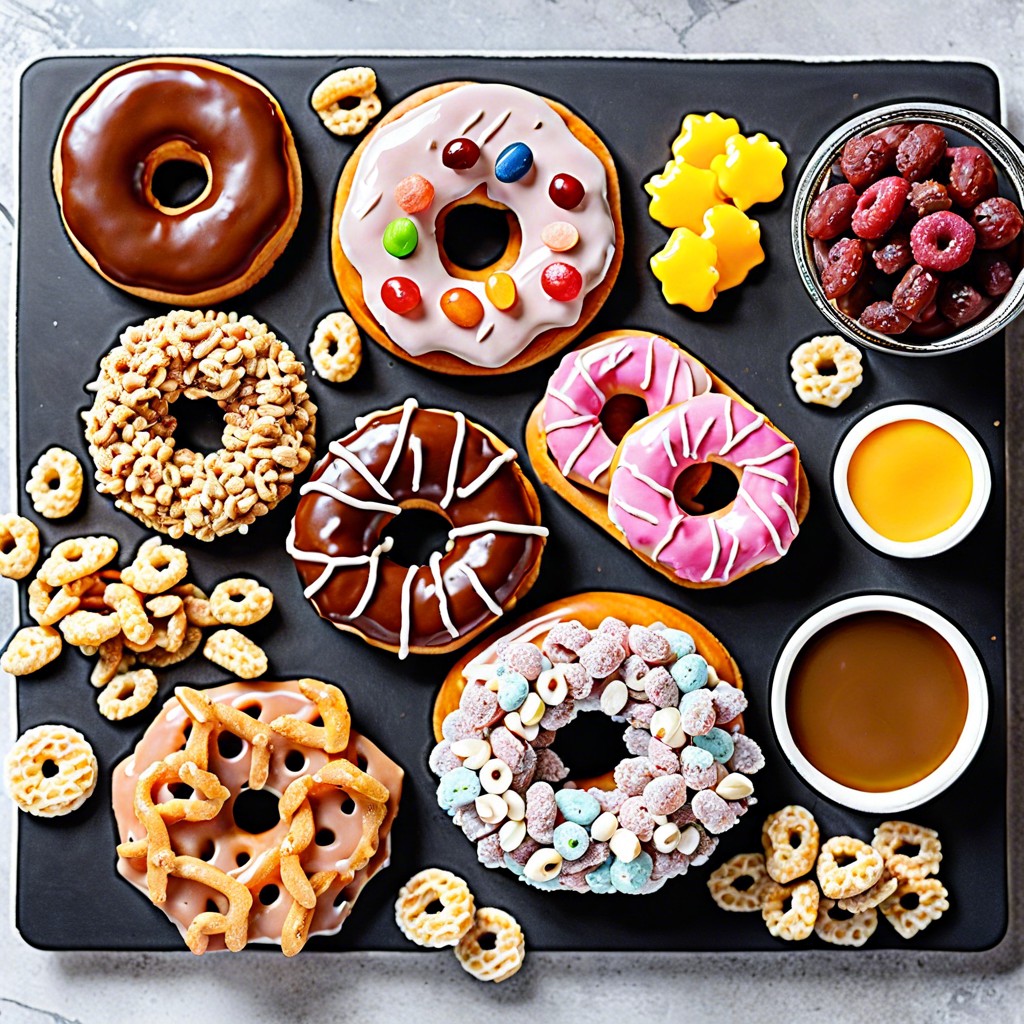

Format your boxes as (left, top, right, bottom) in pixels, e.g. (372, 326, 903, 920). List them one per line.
(1, 1, 1022, 1021)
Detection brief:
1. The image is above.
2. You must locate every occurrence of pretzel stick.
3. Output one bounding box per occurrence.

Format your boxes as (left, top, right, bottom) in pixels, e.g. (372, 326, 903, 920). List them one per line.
(172, 855, 253, 952)
(281, 870, 337, 958)
(279, 799, 317, 910)
(269, 679, 351, 753)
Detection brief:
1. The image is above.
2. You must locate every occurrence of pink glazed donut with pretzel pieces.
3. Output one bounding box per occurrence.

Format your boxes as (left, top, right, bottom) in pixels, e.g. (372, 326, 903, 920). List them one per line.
(542, 333, 713, 492)
(608, 392, 801, 585)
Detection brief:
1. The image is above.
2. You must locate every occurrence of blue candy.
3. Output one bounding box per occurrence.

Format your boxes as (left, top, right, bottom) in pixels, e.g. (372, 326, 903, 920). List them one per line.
(692, 727, 735, 764)
(671, 652, 709, 692)
(540, 655, 553, 672)
(659, 628, 696, 659)
(436, 766, 480, 815)
(680, 745, 714, 771)
(495, 142, 534, 183)
(555, 789, 601, 826)
(503, 853, 525, 876)
(553, 821, 591, 862)
(609, 852, 653, 894)
(585, 858, 615, 894)
(497, 671, 529, 712)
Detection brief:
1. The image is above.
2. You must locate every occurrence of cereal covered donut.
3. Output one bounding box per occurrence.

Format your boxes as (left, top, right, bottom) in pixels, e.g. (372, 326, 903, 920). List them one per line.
(334, 81, 622, 374)
(430, 593, 765, 895)
(288, 399, 547, 659)
(54, 58, 302, 305)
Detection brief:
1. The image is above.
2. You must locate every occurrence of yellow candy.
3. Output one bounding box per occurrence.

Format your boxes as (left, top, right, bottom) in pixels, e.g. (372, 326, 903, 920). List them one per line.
(645, 159, 725, 232)
(671, 112, 740, 169)
(701, 204, 765, 292)
(485, 271, 517, 311)
(710, 133, 788, 212)
(650, 228, 720, 313)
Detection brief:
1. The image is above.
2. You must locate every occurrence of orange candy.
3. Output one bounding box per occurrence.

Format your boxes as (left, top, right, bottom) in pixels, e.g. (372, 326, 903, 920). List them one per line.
(485, 272, 517, 311)
(441, 288, 485, 328)
(394, 174, 435, 214)
(540, 221, 579, 252)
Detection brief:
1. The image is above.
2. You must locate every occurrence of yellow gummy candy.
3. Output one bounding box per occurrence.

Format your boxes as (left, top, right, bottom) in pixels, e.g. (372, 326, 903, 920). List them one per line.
(701, 204, 765, 292)
(650, 228, 720, 312)
(710, 133, 788, 211)
(671, 112, 740, 169)
(645, 159, 725, 232)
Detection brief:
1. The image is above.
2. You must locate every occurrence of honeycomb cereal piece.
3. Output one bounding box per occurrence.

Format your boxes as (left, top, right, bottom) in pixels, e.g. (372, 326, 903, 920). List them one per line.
(816, 835, 885, 900)
(58, 609, 121, 648)
(5, 723, 97, 816)
(26, 447, 83, 519)
(762, 879, 819, 941)
(837, 871, 899, 914)
(311, 67, 381, 137)
(120, 537, 188, 594)
(814, 897, 878, 947)
(790, 335, 864, 409)
(454, 906, 526, 984)
(707, 852, 768, 912)
(872, 820, 942, 881)
(37, 535, 118, 587)
(879, 877, 949, 940)
(0, 515, 39, 580)
(310, 312, 362, 383)
(204, 628, 268, 679)
(762, 805, 820, 883)
(103, 582, 154, 646)
(97, 668, 159, 720)
(138, 626, 203, 669)
(210, 578, 274, 626)
(1, 625, 62, 676)
(394, 868, 476, 948)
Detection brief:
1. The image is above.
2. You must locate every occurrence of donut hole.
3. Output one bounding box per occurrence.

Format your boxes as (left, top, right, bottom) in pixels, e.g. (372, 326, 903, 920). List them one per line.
(170, 395, 231, 455)
(198, 839, 216, 862)
(789, 831, 803, 849)
(477, 931, 498, 951)
(732, 874, 756, 892)
(895, 842, 921, 858)
(0, 533, 15, 555)
(599, 394, 649, 445)
(232, 786, 280, 835)
(900, 892, 921, 911)
(41, 758, 59, 779)
(436, 185, 522, 280)
(235, 851, 251, 867)
(834, 853, 856, 868)
(542, 710, 623, 782)
(341, 796, 357, 815)
(674, 459, 740, 516)
(379, 506, 451, 567)
(815, 358, 838, 376)
(425, 898, 444, 915)
(142, 140, 213, 216)
(216, 731, 245, 761)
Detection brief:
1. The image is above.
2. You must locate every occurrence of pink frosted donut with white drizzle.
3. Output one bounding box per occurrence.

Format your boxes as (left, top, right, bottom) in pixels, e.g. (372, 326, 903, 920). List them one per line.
(542, 332, 713, 491)
(608, 393, 802, 585)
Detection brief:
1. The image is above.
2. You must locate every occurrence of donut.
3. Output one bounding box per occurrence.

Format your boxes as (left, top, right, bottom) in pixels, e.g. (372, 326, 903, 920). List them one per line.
(288, 400, 547, 659)
(111, 679, 403, 956)
(429, 592, 763, 895)
(83, 310, 317, 542)
(333, 81, 622, 374)
(53, 57, 302, 305)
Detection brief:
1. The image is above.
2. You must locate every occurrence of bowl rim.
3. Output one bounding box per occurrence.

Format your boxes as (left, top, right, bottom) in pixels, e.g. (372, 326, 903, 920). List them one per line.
(791, 100, 1024, 356)
(831, 402, 992, 558)
(770, 592, 989, 813)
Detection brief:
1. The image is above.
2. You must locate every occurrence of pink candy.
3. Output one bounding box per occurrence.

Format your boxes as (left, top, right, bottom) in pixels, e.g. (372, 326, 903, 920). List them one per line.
(597, 616, 630, 649)
(646, 736, 680, 776)
(619, 797, 657, 840)
(691, 789, 741, 834)
(490, 726, 527, 771)
(511, 746, 537, 790)
(540, 697, 577, 731)
(711, 682, 748, 725)
(460, 804, 499, 841)
(679, 689, 716, 736)
(459, 682, 502, 730)
(579, 635, 626, 678)
(525, 781, 557, 843)
(643, 667, 678, 709)
(535, 748, 569, 782)
(547, 620, 592, 652)
(614, 756, 656, 796)
(441, 710, 477, 742)
(680, 758, 718, 791)
(393, 173, 435, 214)
(642, 773, 688, 815)
(623, 726, 651, 757)
(560, 839, 609, 874)
(506, 836, 540, 867)
(728, 732, 765, 774)
(504, 642, 543, 680)
(542, 639, 576, 664)
(590, 787, 627, 813)
(564, 662, 593, 700)
(624, 701, 656, 729)
(429, 740, 461, 776)
(628, 625, 672, 664)
(621, 654, 649, 687)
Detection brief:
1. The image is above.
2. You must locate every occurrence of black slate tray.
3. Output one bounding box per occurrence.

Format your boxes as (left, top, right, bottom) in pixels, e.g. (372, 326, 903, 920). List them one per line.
(12, 53, 1007, 952)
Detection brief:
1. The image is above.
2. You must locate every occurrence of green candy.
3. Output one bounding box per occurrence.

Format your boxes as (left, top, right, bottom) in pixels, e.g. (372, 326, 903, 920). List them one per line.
(382, 217, 418, 258)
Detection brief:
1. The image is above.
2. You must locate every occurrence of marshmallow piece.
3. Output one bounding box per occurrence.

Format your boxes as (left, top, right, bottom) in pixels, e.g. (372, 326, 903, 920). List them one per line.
(654, 822, 682, 853)
(600, 679, 629, 717)
(524, 847, 563, 882)
(591, 811, 619, 842)
(609, 827, 641, 863)
(451, 737, 491, 771)
(480, 758, 513, 795)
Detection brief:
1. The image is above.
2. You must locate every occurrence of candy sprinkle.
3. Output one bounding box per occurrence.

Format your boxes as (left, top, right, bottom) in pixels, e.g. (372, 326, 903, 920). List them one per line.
(485, 272, 517, 311)
(382, 217, 418, 258)
(494, 142, 534, 183)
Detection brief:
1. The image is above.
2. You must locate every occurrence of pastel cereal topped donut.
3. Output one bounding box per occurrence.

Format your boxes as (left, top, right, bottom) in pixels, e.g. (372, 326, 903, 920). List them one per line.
(334, 82, 622, 373)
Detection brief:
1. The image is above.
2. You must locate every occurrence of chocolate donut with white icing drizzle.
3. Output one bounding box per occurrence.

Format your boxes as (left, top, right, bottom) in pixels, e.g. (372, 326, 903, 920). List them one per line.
(288, 400, 548, 658)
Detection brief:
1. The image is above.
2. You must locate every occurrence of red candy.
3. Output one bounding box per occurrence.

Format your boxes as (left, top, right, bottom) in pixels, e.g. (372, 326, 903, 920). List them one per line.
(380, 276, 421, 315)
(442, 137, 481, 170)
(821, 238, 865, 299)
(872, 233, 913, 274)
(839, 125, 908, 189)
(535, 747, 569, 782)
(947, 146, 998, 207)
(908, 179, 952, 217)
(710, 681, 748, 725)
(642, 774, 688, 816)
(614, 756, 656, 797)
(805, 183, 858, 239)
(393, 174, 435, 214)
(851, 176, 910, 239)
(541, 262, 583, 301)
(910, 210, 975, 272)
(627, 624, 672, 664)
(971, 196, 1024, 250)
(549, 173, 585, 210)
(578, 635, 625, 678)
(895, 123, 947, 182)
(977, 254, 1015, 297)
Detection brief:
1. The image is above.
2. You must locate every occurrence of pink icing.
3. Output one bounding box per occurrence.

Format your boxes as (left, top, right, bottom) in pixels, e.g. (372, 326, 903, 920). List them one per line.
(542, 333, 712, 491)
(607, 392, 800, 584)
(339, 83, 616, 369)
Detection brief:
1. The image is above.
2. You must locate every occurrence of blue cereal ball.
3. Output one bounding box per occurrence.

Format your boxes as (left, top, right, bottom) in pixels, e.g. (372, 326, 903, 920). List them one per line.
(520, 872, 561, 890)
(497, 671, 529, 712)
(503, 853, 525, 876)
(692, 727, 735, 764)
(555, 789, 601, 826)
(671, 652, 708, 693)
(659, 628, 696, 659)
(585, 858, 615, 894)
(553, 821, 591, 862)
(610, 852, 654, 894)
(495, 142, 534, 183)
(680, 745, 715, 771)
(436, 767, 480, 815)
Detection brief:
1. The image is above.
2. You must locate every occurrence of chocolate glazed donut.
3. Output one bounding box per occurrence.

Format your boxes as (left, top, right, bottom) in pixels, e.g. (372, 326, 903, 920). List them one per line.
(287, 400, 548, 659)
(52, 57, 302, 305)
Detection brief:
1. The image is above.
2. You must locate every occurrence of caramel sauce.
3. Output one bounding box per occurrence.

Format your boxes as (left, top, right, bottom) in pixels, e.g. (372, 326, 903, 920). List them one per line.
(786, 611, 968, 792)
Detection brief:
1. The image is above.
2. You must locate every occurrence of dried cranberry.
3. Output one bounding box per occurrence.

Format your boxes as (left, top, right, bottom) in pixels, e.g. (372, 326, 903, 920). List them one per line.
(908, 179, 953, 217)
(806, 184, 858, 239)
(872, 233, 913, 274)
(892, 264, 940, 321)
(970, 196, 1024, 250)
(835, 281, 874, 319)
(947, 146, 998, 208)
(895, 123, 947, 182)
(821, 238, 865, 299)
(840, 130, 899, 189)
(860, 300, 912, 334)
(851, 176, 909, 239)
(939, 278, 990, 326)
(909, 302, 951, 339)
(812, 237, 831, 276)
(910, 210, 976, 272)
(976, 253, 1016, 297)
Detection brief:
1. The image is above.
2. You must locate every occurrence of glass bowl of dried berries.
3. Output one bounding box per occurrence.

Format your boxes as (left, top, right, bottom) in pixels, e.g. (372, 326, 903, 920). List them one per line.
(792, 102, 1024, 355)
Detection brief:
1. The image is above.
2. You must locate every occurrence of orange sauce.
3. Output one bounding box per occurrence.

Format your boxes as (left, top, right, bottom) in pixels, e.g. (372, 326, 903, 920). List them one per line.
(847, 420, 972, 542)
(786, 612, 968, 792)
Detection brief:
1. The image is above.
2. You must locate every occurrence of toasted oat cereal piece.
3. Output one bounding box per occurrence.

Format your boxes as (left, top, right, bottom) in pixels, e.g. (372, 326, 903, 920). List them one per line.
(707, 852, 768, 912)
(204, 628, 268, 679)
(120, 537, 188, 594)
(26, 447, 83, 519)
(90, 635, 124, 687)
(837, 870, 899, 914)
(178, 584, 219, 627)
(790, 335, 863, 409)
(28, 577, 80, 626)
(814, 897, 878, 947)
(455, 906, 525, 983)
(762, 879, 819, 941)
(5, 723, 97, 816)
(59, 609, 122, 648)
(816, 835, 885, 900)
(395, 868, 476, 948)
(762, 805, 820, 884)
(210, 578, 274, 627)
(97, 668, 159, 720)
(138, 626, 203, 668)
(0, 515, 39, 580)
(103, 582, 154, 646)
(310, 312, 362, 383)
(1, 625, 62, 676)
(872, 820, 942, 881)
(311, 66, 381, 136)
(879, 877, 949, 940)
(37, 535, 118, 587)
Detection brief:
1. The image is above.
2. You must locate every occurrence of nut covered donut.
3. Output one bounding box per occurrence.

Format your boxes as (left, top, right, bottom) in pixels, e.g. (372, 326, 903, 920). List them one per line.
(334, 82, 622, 374)
(430, 593, 765, 895)
(53, 58, 302, 305)
(287, 400, 548, 658)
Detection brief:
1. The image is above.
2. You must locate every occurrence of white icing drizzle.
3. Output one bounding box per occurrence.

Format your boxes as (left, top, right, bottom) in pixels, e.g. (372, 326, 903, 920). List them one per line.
(737, 486, 784, 555)
(285, 524, 394, 603)
(678, 406, 691, 460)
(547, 387, 581, 415)
(478, 109, 511, 146)
(545, 414, 597, 433)
(701, 519, 721, 583)
(662, 350, 680, 406)
(587, 454, 614, 483)
(622, 460, 675, 500)
(299, 479, 401, 516)
(409, 435, 423, 492)
(349, 537, 395, 618)
(398, 564, 419, 660)
(460, 109, 485, 133)
(440, 412, 467, 509)
(736, 443, 795, 468)
(477, 322, 495, 343)
(456, 448, 517, 499)
(691, 416, 715, 458)
(653, 514, 685, 561)
(745, 465, 788, 485)
(574, 354, 605, 401)
(680, 357, 695, 399)
(661, 429, 677, 468)
(720, 413, 766, 456)
(429, 551, 459, 638)
(355, 191, 383, 221)
(562, 422, 600, 476)
(772, 491, 800, 534)
(380, 398, 418, 484)
(459, 564, 504, 617)
(642, 335, 656, 390)
(448, 521, 549, 540)
(613, 497, 659, 525)
(722, 400, 734, 452)
(720, 526, 740, 580)
(327, 440, 394, 500)
(599, 342, 632, 374)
